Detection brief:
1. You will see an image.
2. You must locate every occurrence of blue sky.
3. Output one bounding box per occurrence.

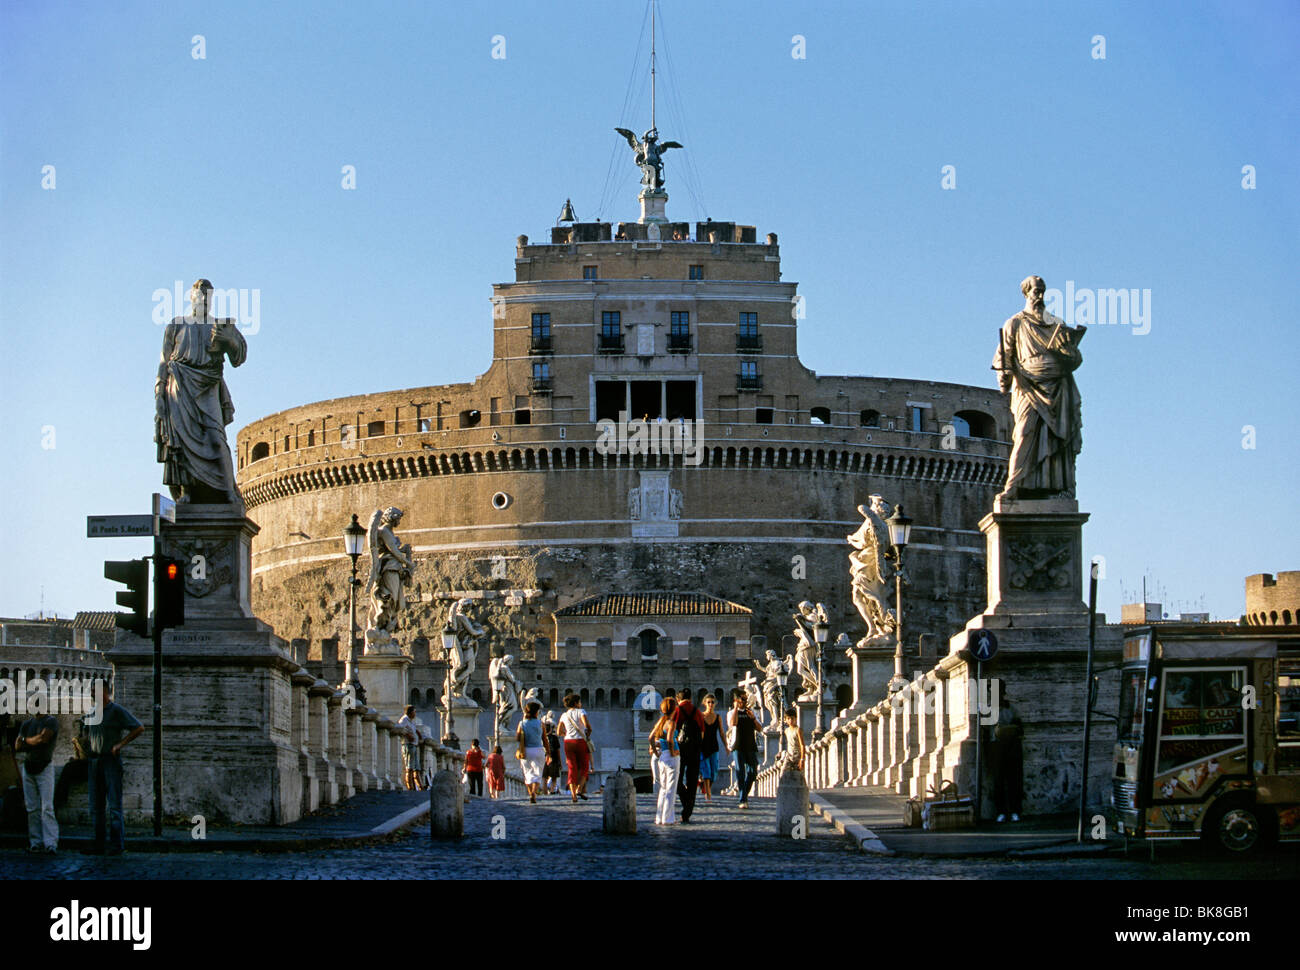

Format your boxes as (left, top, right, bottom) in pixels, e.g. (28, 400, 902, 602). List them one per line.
(1, 0, 1296, 623)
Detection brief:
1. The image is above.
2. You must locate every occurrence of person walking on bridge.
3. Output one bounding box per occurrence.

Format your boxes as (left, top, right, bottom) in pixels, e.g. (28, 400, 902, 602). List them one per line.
(673, 688, 704, 823)
(728, 689, 761, 809)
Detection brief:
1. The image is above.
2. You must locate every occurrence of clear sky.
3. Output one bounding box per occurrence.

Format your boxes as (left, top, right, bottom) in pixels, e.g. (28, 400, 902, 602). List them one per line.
(1, 0, 1296, 624)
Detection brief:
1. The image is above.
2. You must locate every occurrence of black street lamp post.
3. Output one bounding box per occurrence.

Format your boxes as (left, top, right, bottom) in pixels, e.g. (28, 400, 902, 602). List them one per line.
(813, 611, 830, 739)
(342, 513, 368, 705)
(886, 504, 913, 695)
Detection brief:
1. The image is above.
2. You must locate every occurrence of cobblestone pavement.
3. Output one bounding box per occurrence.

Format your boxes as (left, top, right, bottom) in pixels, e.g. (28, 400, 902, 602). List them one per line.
(1, 792, 1296, 880)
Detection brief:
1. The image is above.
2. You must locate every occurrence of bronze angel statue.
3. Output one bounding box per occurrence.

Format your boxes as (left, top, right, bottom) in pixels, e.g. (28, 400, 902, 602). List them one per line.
(365, 507, 413, 641)
(847, 495, 899, 645)
(614, 127, 682, 192)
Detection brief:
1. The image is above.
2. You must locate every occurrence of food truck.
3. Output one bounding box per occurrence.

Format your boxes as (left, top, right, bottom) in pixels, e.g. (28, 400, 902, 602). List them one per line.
(1111, 624, 1300, 852)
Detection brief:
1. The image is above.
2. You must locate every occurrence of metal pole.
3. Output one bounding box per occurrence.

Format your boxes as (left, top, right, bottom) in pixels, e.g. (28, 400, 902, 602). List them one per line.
(1077, 565, 1100, 842)
(974, 659, 983, 825)
(151, 541, 162, 837)
(815, 642, 825, 738)
(650, 0, 656, 131)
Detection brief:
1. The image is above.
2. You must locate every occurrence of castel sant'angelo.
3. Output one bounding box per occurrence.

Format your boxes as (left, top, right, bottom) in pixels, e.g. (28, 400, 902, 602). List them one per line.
(234, 114, 1012, 742)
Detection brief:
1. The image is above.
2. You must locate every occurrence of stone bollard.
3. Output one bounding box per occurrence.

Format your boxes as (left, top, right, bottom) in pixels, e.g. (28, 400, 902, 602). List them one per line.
(602, 769, 636, 834)
(774, 767, 810, 837)
(429, 769, 463, 839)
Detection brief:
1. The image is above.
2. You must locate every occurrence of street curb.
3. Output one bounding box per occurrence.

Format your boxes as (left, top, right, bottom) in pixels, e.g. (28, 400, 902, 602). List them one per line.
(368, 800, 431, 836)
(809, 793, 894, 855)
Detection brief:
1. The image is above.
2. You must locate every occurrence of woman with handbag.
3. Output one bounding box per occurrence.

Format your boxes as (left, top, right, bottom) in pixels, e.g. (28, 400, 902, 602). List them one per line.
(515, 701, 546, 804)
(649, 698, 681, 825)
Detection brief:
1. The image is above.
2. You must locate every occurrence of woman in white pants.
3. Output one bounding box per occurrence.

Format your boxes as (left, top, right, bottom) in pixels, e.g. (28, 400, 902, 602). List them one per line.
(649, 698, 681, 825)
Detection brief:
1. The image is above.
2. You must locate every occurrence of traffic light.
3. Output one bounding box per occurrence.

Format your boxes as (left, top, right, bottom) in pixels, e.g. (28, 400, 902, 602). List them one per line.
(155, 556, 186, 632)
(105, 558, 149, 637)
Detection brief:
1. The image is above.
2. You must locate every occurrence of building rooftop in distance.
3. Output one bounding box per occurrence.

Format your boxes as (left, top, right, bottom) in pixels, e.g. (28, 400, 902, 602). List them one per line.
(555, 591, 753, 618)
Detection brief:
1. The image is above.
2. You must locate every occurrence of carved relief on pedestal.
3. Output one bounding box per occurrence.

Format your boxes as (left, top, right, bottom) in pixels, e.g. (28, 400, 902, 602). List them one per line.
(167, 538, 234, 598)
(1006, 535, 1073, 591)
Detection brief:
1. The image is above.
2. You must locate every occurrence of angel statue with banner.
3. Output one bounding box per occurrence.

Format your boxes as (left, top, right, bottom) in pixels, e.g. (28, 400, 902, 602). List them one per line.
(364, 507, 413, 652)
(847, 495, 899, 647)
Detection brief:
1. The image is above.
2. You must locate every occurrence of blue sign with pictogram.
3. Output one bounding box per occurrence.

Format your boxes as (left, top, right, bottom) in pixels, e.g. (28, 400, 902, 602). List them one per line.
(967, 629, 998, 662)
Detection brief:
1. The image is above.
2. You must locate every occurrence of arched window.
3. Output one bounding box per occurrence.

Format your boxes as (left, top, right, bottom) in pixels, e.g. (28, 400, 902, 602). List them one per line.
(595, 688, 606, 708)
(636, 628, 660, 660)
(860, 409, 880, 428)
(810, 406, 831, 425)
(251, 441, 270, 462)
(954, 409, 996, 439)
(610, 688, 621, 707)
(580, 688, 590, 706)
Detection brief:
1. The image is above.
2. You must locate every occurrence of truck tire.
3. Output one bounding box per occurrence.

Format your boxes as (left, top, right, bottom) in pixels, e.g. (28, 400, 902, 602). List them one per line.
(1202, 797, 1273, 853)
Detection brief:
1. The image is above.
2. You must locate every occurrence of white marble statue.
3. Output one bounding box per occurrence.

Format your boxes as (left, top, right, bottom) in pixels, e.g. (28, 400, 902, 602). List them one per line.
(489, 653, 522, 732)
(446, 597, 485, 698)
(847, 495, 898, 645)
(752, 649, 792, 735)
(791, 601, 827, 700)
(364, 507, 413, 646)
(992, 275, 1086, 499)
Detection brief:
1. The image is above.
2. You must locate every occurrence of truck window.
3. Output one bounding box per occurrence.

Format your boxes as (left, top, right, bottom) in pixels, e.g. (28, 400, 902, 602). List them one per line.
(1156, 667, 1246, 774)
(1117, 669, 1146, 741)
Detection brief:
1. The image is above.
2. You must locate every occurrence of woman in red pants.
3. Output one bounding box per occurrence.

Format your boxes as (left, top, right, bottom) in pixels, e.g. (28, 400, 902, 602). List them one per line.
(557, 693, 593, 802)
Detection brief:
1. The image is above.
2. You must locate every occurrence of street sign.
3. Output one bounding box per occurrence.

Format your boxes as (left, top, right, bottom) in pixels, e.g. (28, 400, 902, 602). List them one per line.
(87, 515, 154, 538)
(153, 492, 176, 524)
(967, 629, 999, 662)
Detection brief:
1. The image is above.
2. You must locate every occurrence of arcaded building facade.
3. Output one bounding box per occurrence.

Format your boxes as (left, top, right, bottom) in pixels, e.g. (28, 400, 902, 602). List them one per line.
(235, 208, 1011, 733)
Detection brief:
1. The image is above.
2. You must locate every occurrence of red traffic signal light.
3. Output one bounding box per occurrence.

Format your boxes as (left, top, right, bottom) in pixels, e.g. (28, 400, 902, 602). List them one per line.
(105, 559, 149, 638)
(155, 556, 186, 632)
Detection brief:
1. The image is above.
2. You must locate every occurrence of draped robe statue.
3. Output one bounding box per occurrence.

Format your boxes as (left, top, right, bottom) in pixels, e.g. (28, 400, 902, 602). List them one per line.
(992, 276, 1086, 499)
(155, 279, 246, 507)
(365, 507, 413, 644)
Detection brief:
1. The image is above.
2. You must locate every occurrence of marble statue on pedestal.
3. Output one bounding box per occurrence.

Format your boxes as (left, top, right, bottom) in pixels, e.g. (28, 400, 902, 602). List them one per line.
(752, 650, 792, 736)
(155, 278, 246, 509)
(847, 495, 899, 646)
(364, 507, 413, 652)
(490, 653, 522, 732)
(791, 601, 828, 701)
(992, 276, 1086, 499)
(446, 597, 485, 698)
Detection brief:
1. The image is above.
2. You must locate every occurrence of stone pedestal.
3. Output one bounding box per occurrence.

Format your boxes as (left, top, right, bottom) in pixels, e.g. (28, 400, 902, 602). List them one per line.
(980, 496, 1090, 615)
(638, 189, 668, 224)
(845, 640, 896, 716)
(109, 504, 306, 825)
(443, 695, 482, 747)
(795, 697, 825, 745)
(357, 651, 412, 720)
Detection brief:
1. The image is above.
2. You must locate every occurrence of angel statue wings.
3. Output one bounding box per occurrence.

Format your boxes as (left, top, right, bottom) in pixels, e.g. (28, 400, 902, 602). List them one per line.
(847, 495, 898, 645)
(365, 507, 413, 644)
(614, 127, 683, 192)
